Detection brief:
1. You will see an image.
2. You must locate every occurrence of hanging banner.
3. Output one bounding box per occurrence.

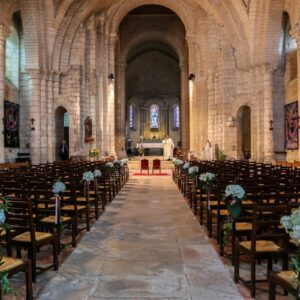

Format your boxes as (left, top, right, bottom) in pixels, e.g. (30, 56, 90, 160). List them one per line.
(285, 101, 298, 150)
(4, 100, 20, 148)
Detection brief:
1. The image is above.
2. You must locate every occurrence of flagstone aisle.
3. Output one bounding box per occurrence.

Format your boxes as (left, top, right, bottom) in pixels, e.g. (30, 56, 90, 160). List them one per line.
(38, 175, 243, 300)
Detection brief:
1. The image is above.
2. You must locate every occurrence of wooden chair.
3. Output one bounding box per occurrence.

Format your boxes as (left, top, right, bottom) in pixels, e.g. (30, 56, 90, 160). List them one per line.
(234, 205, 290, 298)
(5, 196, 58, 282)
(141, 159, 149, 175)
(268, 270, 297, 299)
(152, 159, 161, 174)
(0, 257, 33, 299)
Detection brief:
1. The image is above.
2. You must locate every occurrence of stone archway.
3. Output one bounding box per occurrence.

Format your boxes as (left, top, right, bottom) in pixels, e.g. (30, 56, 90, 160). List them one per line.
(237, 106, 251, 159)
(55, 106, 69, 160)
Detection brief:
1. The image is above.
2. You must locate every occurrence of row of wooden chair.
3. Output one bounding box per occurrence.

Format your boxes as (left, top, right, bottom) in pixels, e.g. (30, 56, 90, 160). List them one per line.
(174, 159, 300, 299)
(0, 159, 129, 299)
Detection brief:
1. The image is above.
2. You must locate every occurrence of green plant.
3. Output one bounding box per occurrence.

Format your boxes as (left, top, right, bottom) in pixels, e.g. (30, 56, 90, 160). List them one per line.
(0, 198, 14, 295)
(216, 148, 226, 161)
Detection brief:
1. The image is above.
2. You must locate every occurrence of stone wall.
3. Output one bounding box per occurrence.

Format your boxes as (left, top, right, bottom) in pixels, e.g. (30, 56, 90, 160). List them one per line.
(0, 0, 299, 163)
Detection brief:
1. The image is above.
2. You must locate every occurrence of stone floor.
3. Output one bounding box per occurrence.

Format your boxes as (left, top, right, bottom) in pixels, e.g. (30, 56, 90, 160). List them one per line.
(37, 174, 243, 300)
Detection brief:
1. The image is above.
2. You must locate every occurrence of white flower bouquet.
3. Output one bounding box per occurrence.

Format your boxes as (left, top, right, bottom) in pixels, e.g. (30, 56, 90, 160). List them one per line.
(224, 184, 245, 218)
(120, 158, 128, 166)
(94, 169, 102, 178)
(188, 166, 199, 179)
(106, 162, 114, 168)
(281, 207, 300, 290)
(199, 172, 216, 193)
(114, 159, 121, 166)
(82, 171, 94, 182)
(52, 181, 66, 194)
(183, 162, 190, 170)
(174, 159, 184, 167)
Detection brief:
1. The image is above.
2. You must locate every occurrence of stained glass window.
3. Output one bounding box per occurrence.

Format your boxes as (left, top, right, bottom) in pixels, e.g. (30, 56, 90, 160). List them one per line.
(129, 105, 135, 129)
(174, 104, 180, 128)
(150, 104, 159, 129)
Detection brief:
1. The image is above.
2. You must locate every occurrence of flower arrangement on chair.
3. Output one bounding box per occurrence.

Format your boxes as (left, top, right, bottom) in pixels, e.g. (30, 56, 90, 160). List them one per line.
(199, 172, 216, 210)
(199, 172, 216, 192)
(281, 206, 300, 296)
(188, 166, 199, 179)
(52, 180, 66, 225)
(222, 184, 245, 241)
(0, 198, 14, 295)
(224, 184, 245, 219)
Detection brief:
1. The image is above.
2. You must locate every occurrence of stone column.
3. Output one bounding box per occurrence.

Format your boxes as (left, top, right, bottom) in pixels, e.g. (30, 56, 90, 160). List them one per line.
(179, 63, 189, 149)
(186, 34, 196, 152)
(96, 16, 105, 154)
(116, 61, 126, 154)
(27, 69, 41, 165)
(47, 71, 55, 162)
(0, 24, 9, 163)
(263, 66, 276, 162)
(106, 33, 117, 156)
(40, 72, 48, 163)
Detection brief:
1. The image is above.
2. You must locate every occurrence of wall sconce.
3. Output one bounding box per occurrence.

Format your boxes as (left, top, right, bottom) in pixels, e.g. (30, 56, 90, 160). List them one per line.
(108, 73, 115, 80)
(188, 73, 195, 81)
(30, 118, 35, 131)
(226, 116, 234, 127)
(269, 120, 274, 131)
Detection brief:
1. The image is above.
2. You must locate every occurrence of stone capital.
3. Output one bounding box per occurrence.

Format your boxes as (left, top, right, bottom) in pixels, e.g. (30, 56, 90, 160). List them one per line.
(185, 34, 195, 46)
(0, 23, 10, 40)
(26, 69, 42, 80)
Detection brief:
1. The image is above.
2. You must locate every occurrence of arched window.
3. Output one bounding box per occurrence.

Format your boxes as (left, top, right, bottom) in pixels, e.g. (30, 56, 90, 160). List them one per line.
(173, 104, 180, 129)
(150, 104, 159, 129)
(129, 104, 135, 129)
(64, 112, 69, 128)
(6, 25, 20, 88)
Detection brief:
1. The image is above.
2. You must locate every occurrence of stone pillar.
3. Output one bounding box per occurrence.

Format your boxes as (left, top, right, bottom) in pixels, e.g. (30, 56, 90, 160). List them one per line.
(0, 24, 9, 163)
(180, 62, 189, 149)
(40, 72, 48, 163)
(116, 61, 126, 154)
(263, 66, 276, 162)
(27, 69, 41, 165)
(106, 34, 117, 156)
(186, 34, 196, 152)
(96, 16, 105, 154)
(47, 71, 55, 162)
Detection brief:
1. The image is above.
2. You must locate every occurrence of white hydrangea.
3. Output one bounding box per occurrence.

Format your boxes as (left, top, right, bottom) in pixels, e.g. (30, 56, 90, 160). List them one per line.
(188, 166, 199, 175)
(94, 169, 102, 178)
(52, 181, 66, 194)
(82, 171, 94, 182)
(106, 162, 114, 168)
(199, 172, 215, 182)
(183, 162, 190, 169)
(0, 209, 6, 223)
(225, 184, 245, 200)
(281, 207, 300, 243)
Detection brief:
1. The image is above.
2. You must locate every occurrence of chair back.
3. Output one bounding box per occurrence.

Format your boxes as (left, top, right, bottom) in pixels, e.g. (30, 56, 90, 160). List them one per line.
(141, 159, 149, 169)
(153, 159, 161, 169)
(5, 196, 36, 244)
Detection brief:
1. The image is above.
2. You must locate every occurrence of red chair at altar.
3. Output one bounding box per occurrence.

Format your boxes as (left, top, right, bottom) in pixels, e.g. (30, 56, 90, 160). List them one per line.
(141, 159, 149, 175)
(152, 159, 161, 174)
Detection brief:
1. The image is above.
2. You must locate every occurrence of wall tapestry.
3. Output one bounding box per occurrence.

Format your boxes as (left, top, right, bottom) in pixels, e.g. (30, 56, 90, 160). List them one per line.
(4, 100, 20, 148)
(285, 101, 298, 150)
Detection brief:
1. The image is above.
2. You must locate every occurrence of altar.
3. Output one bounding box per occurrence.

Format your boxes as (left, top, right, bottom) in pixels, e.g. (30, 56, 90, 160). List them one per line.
(136, 143, 163, 156)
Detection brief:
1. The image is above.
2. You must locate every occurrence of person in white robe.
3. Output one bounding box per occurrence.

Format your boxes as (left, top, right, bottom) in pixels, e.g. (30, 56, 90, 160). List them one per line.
(163, 135, 175, 160)
(204, 140, 213, 161)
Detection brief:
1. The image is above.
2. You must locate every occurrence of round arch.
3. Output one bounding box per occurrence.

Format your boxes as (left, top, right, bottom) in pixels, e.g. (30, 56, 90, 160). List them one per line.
(121, 31, 186, 65)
